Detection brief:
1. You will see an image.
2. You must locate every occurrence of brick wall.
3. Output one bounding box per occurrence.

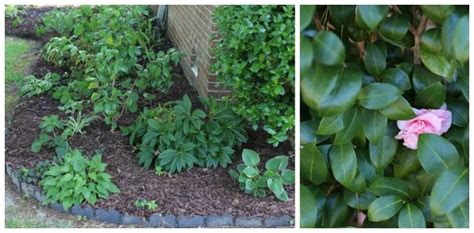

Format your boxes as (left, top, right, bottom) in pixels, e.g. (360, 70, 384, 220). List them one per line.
(166, 5, 229, 97)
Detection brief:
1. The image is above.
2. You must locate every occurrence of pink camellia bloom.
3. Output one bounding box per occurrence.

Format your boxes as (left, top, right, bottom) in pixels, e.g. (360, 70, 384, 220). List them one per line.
(395, 104, 452, 150)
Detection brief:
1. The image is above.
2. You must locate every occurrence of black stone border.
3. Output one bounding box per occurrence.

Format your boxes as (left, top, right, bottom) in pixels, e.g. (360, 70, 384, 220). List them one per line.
(5, 163, 294, 228)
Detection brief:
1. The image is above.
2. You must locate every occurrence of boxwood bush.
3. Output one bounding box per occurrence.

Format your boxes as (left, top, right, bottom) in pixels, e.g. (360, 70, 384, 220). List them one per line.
(212, 5, 295, 146)
(300, 5, 468, 228)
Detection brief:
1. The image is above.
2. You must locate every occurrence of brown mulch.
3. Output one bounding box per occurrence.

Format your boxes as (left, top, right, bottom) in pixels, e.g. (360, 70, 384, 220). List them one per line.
(5, 6, 58, 43)
(5, 6, 295, 218)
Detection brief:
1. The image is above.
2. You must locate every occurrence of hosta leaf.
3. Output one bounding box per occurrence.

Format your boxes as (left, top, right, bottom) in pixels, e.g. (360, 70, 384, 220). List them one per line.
(378, 13, 409, 41)
(368, 195, 404, 222)
(357, 83, 402, 110)
(430, 166, 468, 215)
(301, 63, 342, 110)
(369, 136, 398, 172)
(398, 203, 426, 228)
(381, 68, 411, 91)
(334, 107, 362, 144)
(313, 31, 346, 65)
(356, 5, 389, 31)
(369, 177, 414, 199)
(453, 15, 469, 63)
(267, 177, 284, 195)
(242, 149, 260, 167)
(379, 97, 416, 120)
(300, 185, 318, 228)
(317, 114, 344, 135)
(362, 109, 387, 144)
(414, 82, 446, 108)
(417, 134, 459, 174)
(301, 5, 316, 30)
(329, 143, 357, 188)
(301, 143, 328, 185)
(364, 43, 386, 76)
(420, 48, 456, 81)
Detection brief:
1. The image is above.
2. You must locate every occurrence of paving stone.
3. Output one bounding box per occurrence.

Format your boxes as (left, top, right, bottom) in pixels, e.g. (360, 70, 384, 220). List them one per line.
(177, 215, 205, 228)
(95, 208, 121, 224)
(6, 165, 12, 176)
(206, 214, 234, 227)
(26, 184, 35, 196)
(70, 205, 83, 216)
(235, 216, 263, 228)
(20, 182, 29, 195)
(122, 213, 143, 225)
(162, 214, 177, 228)
(51, 202, 67, 213)
(149, 213, 163, 227)
(11, 173, 20, 189)
(34, 189, 46, 203)
(264, 215, 292, 227)
(82, 206, 95, 219)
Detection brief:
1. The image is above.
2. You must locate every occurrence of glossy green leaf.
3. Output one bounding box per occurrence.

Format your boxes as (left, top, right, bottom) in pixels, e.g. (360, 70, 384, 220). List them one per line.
(368, 195, 404, 222)
(356, 5, 389, 31)
(421, 5, 455, 24)
(328, 5, 355, 26)
(420, 48, 456, 81)
(301, 6, 316, 31)
(301, 143, 328, 185)
(414, 82, 446, 108)
(412, 66, 442, 93)
(417, 134, 459, 174)
(446, 200, 469, 228)
(345, 171, 367, 194)
(362, 109, 387, 144)
(334, 107, 362, 144)
(421, 28, 442, 54)
(379, 97, 416, 120)
(394, 148, 420, 178)
(446, 98, 469, 127)
(398, 203, 426, 228)
(300, 120, 318, 145)
(364, 43, 386, 76)
(300, 37, 313, 73)
(325, 193, 350, 227)
(369, 177, 414, 199)
(378, 13, 409, 41)
(317, 114, 344, 135)
(301, 63, 342, 110)
(313, 31, 346, 65)
(442, 13, 461, 59)
(343, 189, 377, 210)
(381, 68, 411, 91)
(430, 166, 468, 214)
(456, 75, 469, 101)
(319, 66, 363, 116)
(358, 83, 402, 110)
(380, 31, 414, 48)
(329, 143, 357, 188)
(453, 15, 469, 63)
(369, 136, 398, 172)
(300, 185, 318, 228)
(242, 149, 260, 167)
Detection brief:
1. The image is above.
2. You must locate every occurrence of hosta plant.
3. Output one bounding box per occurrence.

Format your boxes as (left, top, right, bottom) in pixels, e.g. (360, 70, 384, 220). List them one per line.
(20, 72, 60, 97)
(40, 149, 119, 210)
(230, 149, 295, 201)
(300, 5, 468, 228)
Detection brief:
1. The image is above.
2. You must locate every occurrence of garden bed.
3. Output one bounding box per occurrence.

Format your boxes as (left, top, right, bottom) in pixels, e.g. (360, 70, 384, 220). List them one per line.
(5, 5, 294, 224)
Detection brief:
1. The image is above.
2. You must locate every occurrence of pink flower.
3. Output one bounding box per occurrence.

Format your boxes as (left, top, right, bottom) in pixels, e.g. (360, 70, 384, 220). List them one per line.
(395, 105, 452, 149)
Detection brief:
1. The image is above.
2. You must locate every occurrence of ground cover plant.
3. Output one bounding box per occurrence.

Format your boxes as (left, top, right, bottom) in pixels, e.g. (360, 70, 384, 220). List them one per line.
(300, 5, 468, 228)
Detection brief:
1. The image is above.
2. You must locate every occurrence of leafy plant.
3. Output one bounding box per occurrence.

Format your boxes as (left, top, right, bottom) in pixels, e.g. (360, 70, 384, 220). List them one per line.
(65, 111, 97, 135)
(212, 5, 295, 146)
(20, 73, 60, 97)
(230, 149, 295, 201)
(134, 199, 158, 211)
(40, 149, 119, 210)
(300, 5, 469, 228)
(154, 165, 165, 176)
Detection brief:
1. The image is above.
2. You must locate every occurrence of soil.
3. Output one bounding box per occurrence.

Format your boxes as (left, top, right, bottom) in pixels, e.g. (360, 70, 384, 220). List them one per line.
(5, 6, 295, 218)
(5, 6, 58, 43)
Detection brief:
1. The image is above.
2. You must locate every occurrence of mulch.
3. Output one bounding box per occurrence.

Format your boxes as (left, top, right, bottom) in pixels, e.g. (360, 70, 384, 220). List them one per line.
(5, 6, 295, 218)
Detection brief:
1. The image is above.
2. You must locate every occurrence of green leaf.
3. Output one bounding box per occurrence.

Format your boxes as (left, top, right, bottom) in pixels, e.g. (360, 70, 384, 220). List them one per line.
(446, 98, 469, 127)
(328, 5, 355, 26)
(301, 143, 328, 185)
(329, 143, 357, 188)
(398, 203, 426, 228)
(362, 109, 387, 144)
(281, 169, 295, 185)
(369, 136, 398, 172)
(364, 43, 386, 76)
(242, 149, 260, 167)
(317, 114, 344, 135)
(414, 82, 446, 108)
(368, 195, 404, 222)
(300, 120, 318, 145)
(379, 97, 416, 120)
(356, 5, 389, 31)
(430, 166, 468, 215)
(313, 31, 346, 65)
(300, 185, 318, 228)
(265, 155, 288, 171)
(381, 68, 411, 91)
(378, 13, 409, 41)
(357, 83, 402, 109)
(300, 6, 316, 30)
(369, 177, 414, 199)
(421, 5, 455, 24)
(334, 107, 362, 144)
(343, 189, 377, 210)
(412, 66, 442, 92)
(344, 171, 367, 194)
(394, 147, 420, 178)
(300, 37, 313, 73)
(442, 13, 461, 59)
(301, 63, 342, 110)
(318, 66, 362, 116)
(417, 134, 459, 174)
(267, 177, 284, 195)
(420, 48, 456, 81)
(325, 193, 350, 227)
(446, 200, 469, 228)
(243, 167, 259, 178)
(453, 15, 469, 63)
(421, 28, 442, 54)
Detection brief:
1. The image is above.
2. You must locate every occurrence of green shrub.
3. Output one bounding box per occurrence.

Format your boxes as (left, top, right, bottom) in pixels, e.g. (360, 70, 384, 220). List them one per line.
(229, 149, 295, 201)
(212, 5, 295, 146)
(20, 73, 60, 97)
(40, 149, 119, 210)
(300, 5, 468, 228)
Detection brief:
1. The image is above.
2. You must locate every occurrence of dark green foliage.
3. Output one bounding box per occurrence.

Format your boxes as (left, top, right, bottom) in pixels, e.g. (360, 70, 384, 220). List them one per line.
(212, 5, 295, 146)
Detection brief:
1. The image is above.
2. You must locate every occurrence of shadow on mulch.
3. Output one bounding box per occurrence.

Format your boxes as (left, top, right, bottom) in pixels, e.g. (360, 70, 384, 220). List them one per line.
(5, 6, 295, 218)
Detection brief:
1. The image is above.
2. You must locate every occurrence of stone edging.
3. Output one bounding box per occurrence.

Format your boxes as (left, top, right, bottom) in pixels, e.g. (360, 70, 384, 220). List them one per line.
(5, 164, 293, 228)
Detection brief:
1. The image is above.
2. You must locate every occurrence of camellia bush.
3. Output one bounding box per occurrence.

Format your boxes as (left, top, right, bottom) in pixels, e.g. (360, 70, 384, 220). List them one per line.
(300, 5, 468, 228)
(212, 5, 295, 146)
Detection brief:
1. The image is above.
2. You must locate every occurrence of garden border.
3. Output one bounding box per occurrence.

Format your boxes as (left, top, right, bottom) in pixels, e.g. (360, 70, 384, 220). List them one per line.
(5, 163, 293, 228)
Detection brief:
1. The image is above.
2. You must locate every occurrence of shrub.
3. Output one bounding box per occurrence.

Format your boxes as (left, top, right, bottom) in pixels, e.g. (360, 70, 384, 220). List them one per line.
(212, 5, 295, 146)
(40, 149, 119, 210)
(229, 149, 295, 201)
(300, 5, 468, 228)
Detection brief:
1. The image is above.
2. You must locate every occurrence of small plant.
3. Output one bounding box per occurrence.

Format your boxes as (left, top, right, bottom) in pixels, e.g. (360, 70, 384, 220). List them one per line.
(134, 199, 158, 211)
(154, 165, 165, 176)
(20, 73, 60, 97)
(40, 149, 119, 210)
(65, 111, 97, 135)
(230, 149, 295, 201)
